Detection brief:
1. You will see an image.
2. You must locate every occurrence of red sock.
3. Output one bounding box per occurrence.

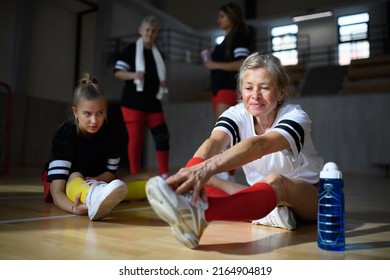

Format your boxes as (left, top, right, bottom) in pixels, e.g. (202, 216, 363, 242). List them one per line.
(205, 182, 277, 222)
(205, 185, 229, 197)
(156, 150, 169, 176)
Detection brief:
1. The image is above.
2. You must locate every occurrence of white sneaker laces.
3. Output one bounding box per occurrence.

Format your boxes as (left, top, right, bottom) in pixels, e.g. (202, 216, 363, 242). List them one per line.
(182, 192, 208, 210)
(82, 179, 106, 188)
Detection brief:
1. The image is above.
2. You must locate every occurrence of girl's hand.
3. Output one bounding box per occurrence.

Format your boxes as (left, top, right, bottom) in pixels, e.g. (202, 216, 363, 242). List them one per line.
(71, 192, 88, 215)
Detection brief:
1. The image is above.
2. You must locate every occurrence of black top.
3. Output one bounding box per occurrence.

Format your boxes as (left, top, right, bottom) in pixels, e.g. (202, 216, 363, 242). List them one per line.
(44, 119, 121, 182)
(210, 31, 251, 96)
(114, 43, 164, 112)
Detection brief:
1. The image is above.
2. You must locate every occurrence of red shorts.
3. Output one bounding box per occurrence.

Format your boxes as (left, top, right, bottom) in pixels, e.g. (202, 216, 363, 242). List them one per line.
(41, 170, 54, 202)
(212, 89, 238, 112)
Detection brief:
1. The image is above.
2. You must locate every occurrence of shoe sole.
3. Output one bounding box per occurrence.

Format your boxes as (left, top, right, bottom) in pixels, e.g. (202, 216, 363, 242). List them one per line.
(146, 177, 199, 249)
(285, 209, 297, 230)
(253, 206, 297, 230)
(89, 181, 128, 221)
(275, 206, 296, 230)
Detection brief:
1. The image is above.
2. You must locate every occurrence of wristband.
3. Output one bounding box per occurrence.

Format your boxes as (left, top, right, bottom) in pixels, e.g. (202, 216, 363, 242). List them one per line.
(185, 157, 205, 167)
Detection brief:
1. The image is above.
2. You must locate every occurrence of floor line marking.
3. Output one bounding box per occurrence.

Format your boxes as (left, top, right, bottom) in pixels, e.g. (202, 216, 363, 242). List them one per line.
(0, 196, 44, 200)
(0, 206, 151, 224)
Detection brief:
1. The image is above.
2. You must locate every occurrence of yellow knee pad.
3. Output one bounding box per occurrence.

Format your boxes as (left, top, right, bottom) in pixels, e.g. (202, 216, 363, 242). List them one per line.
(124, 180, 147, 201)
(65, 177, 89, 203)
(66, 178, 147, 202)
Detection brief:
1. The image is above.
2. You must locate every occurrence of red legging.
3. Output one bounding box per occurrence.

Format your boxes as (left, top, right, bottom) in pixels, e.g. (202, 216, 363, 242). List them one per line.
(205, 182, 277, 222)
(185, 157, 277, 222)
(121, 107, 169, 176)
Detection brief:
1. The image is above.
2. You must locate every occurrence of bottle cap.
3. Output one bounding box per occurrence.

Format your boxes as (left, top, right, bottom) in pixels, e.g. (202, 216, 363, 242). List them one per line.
(320, 162, 342, 179)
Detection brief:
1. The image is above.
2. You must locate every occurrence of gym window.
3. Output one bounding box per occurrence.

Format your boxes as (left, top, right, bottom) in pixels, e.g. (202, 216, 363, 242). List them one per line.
(338, 13, 370, 65)
(271, 24, 298, 65)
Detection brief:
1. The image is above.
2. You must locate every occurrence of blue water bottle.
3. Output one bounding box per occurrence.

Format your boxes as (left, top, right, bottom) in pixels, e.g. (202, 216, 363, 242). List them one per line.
(317, 162, 345, 251)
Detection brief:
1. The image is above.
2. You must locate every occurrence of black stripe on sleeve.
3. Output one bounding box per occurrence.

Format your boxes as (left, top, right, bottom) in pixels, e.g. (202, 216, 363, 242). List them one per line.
(278, 119, 304, 147)
(275, 124, 302, 153)
(215, 123, 238, 145)
(215, 117, 241, 145)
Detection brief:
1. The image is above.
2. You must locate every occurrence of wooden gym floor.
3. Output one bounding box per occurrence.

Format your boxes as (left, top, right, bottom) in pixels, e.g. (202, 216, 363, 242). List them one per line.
(0, 167, 389, 260)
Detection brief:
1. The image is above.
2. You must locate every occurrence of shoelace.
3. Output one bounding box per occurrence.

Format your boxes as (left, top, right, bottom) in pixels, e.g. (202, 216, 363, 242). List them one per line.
(182, 192, 208, 210)
(82, 179, 106, 188)
(83, 180, 108, 208)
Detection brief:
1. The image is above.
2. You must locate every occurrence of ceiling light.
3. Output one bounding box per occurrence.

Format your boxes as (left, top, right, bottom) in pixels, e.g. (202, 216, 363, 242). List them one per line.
(292, 11, 333, 22)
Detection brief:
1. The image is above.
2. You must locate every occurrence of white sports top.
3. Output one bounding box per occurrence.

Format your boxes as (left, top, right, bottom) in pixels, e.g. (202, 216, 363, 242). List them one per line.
(213, 102, 324, 185)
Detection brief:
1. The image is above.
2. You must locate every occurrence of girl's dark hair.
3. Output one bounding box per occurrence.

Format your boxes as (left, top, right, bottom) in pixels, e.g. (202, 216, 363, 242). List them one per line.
(219, 3, 248, 59)
(73, 73, 106, 106)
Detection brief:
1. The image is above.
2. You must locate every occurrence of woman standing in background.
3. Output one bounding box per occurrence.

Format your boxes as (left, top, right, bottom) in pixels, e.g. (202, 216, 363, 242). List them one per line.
(202, 2, 251, 122)
(114, 15, 170, 179)
(202, 3, 251, 180)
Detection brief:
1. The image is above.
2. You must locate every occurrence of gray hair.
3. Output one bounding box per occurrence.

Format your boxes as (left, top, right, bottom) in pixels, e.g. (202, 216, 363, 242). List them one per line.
(140, 15, 160, 30)
(237, 53, 292, 104)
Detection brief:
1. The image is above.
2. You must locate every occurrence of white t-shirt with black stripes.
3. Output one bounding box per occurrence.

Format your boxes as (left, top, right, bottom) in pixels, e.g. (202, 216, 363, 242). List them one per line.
(213, 103, 324, 185)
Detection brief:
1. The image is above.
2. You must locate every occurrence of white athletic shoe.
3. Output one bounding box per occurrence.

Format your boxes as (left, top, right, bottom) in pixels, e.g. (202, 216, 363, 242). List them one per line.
(146, 176, 208, 249)
(252, 206, 297, 230)
(84, 179, 128, 221)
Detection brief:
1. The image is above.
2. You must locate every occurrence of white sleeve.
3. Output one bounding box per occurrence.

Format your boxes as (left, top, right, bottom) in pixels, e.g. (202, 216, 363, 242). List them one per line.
(272, 108, 311, 159)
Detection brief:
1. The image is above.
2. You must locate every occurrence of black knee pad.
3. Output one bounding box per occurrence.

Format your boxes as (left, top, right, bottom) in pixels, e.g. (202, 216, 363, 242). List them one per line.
(151, 123, 170, 150)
